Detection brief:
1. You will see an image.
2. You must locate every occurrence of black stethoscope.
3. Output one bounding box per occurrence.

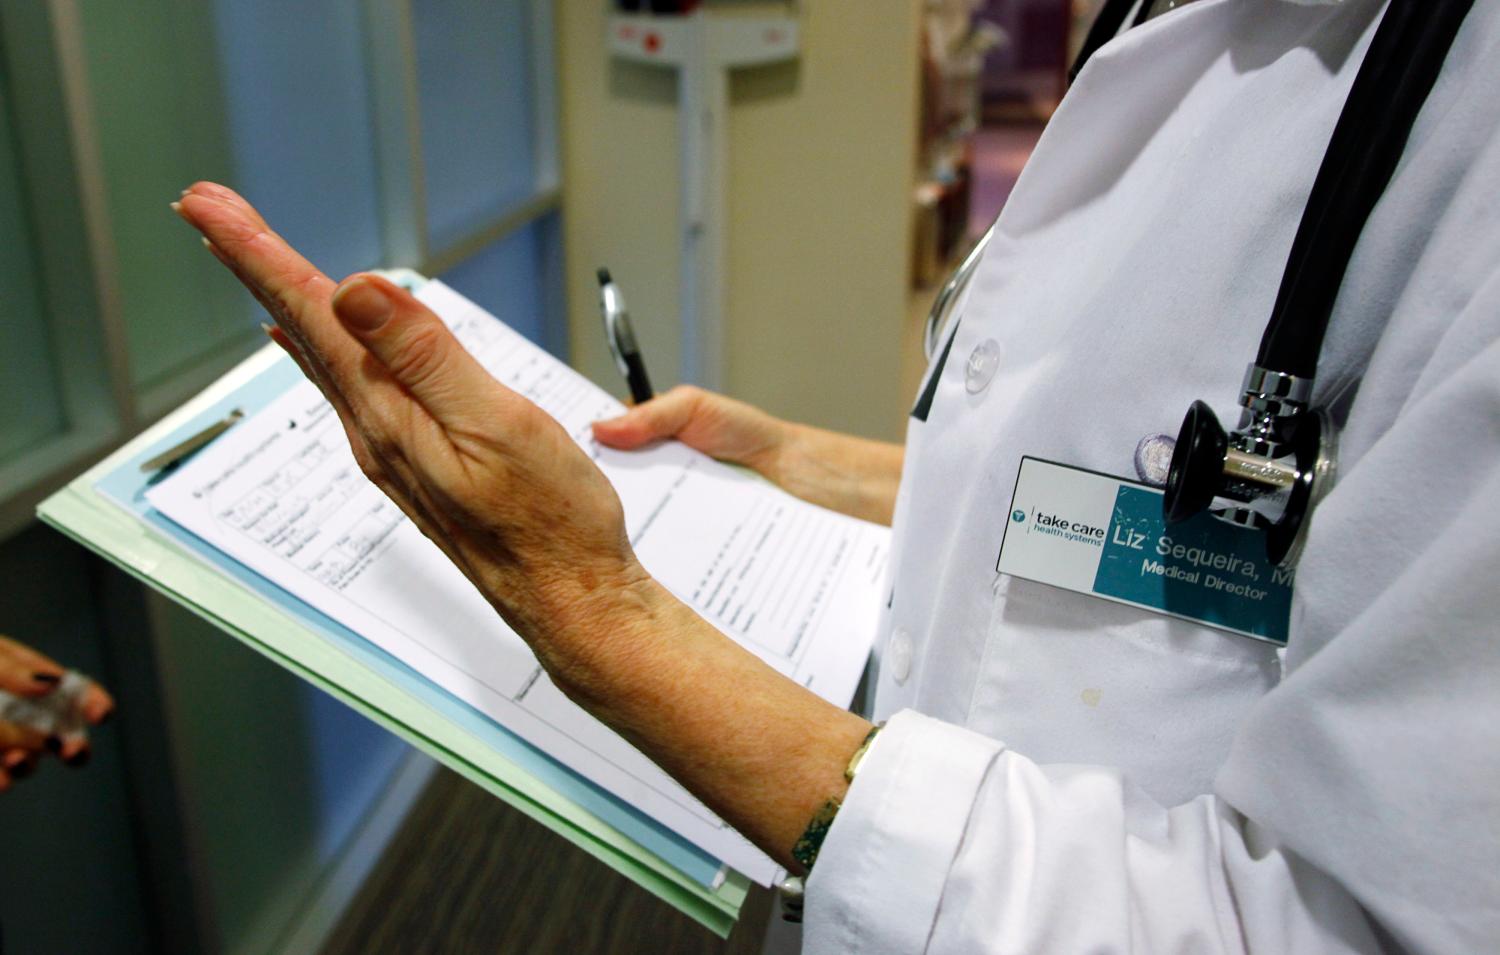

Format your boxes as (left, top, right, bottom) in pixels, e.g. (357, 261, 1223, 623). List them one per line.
(925, 0, 1474, 568)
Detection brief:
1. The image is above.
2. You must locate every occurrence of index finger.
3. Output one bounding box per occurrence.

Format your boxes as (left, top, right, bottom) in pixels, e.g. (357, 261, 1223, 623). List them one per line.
(175, 183, 360, 377)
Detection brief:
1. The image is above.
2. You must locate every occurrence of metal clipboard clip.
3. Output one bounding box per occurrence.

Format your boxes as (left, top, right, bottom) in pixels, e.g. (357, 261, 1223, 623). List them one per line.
(140, 408, 244, 475)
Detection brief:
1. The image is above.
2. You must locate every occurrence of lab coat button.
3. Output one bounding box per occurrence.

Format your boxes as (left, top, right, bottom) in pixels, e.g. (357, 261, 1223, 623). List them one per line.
(965, 339, 1001, 394)
(888, 628, 913, 684)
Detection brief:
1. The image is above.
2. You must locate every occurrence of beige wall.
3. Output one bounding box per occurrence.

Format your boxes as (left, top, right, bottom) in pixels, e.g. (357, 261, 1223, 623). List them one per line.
(557, 1, 922, 441)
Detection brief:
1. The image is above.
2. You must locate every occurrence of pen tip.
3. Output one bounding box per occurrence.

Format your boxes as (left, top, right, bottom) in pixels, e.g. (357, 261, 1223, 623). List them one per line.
(597, 267, 611, 285)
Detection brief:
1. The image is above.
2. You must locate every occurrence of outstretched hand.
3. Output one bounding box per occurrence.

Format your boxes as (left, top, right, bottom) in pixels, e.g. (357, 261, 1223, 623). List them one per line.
(172, 182, 646, 675)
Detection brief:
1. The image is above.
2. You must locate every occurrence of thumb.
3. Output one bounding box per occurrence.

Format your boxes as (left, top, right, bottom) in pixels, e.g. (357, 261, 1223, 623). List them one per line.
(592, 386, 704, 450)
(331, 274, 500, 424)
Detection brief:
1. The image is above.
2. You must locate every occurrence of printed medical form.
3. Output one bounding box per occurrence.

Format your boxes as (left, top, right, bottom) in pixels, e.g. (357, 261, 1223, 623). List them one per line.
(146, 282, 888, 883)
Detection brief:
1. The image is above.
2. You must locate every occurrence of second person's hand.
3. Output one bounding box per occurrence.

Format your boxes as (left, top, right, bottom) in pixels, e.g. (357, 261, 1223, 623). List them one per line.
(0, 635, 114, 790)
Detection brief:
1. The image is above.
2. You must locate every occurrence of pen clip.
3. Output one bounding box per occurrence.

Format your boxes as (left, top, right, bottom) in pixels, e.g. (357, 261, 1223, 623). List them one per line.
(598, 271, 634, 377)
(605, 313, 640, 378)
(598, 267, 653, 404)
(140, 408, 244, 474)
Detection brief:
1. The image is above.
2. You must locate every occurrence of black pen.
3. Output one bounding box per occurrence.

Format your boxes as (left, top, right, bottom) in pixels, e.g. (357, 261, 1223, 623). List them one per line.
(597, 268, 655, 404)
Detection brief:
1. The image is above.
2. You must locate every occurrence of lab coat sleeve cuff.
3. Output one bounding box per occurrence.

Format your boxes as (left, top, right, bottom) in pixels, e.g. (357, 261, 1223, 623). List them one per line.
(804, 709, 1004, 955)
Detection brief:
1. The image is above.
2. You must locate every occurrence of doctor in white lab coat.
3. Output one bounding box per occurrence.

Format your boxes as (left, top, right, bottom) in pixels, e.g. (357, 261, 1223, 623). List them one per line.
(794, 0, 1500, 950)
(174, 0, 1498, 951)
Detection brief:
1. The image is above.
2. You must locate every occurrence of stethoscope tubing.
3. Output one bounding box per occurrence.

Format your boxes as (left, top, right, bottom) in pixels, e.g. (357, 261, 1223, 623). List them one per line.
(922, 225, 994, 362)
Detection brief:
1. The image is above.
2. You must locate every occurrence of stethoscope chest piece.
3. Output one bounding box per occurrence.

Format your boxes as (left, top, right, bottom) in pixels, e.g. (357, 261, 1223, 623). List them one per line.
(1163, 380, 1337, 568)
(1163, 400, 1228, 524)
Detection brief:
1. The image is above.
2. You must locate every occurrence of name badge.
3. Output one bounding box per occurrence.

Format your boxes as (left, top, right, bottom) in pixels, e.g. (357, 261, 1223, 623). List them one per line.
(997, 457, 1293, 645)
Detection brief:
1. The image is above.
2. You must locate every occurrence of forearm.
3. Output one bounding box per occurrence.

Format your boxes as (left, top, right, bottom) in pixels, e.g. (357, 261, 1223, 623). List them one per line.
(763, 424, 905, 526)
(535, 569, 872, 873)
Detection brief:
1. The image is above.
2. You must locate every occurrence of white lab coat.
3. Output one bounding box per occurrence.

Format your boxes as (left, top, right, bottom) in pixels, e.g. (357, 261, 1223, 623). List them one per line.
(805, 0, 1500, 951)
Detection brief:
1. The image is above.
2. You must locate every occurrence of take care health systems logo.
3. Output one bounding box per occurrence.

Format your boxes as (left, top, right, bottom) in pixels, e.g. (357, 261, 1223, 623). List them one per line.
(1012, 504, 1108, 546)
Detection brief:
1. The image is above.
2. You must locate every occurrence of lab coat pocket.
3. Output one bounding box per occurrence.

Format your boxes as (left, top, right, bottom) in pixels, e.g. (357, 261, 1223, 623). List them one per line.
(967, 576, 1282, 806)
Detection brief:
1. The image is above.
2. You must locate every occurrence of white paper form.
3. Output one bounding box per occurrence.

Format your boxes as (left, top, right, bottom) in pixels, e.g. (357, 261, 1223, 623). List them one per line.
(147, 282, 888, 884)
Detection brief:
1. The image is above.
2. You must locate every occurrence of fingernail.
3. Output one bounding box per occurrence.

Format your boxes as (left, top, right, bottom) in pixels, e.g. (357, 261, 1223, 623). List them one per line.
(260, 322, 275, 337)
(32, 672, 60, 685)
(332, 279, 393, 332)
(170, 201, 182, 213)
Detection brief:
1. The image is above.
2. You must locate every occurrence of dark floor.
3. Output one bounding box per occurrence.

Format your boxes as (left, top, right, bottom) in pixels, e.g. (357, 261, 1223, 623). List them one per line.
(321, 768, 773, 955)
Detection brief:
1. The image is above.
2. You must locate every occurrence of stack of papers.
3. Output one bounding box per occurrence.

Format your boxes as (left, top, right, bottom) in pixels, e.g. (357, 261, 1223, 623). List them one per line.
(40, 274, 889, 936)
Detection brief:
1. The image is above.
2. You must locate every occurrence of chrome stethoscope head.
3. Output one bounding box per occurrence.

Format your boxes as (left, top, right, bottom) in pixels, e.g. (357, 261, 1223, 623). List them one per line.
(1163, 365, 1337, 568)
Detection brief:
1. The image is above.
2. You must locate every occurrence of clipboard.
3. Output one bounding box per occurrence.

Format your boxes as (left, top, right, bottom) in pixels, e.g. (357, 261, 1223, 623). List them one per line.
(37, 270, 750, 937)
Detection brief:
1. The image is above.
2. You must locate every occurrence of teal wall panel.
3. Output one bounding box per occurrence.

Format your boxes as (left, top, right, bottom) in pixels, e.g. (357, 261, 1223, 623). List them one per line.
(412, 0, 539, 248)
(210, 0, 386, 282)
(79, 0, 248, 395)
(0, 69, 67, 459)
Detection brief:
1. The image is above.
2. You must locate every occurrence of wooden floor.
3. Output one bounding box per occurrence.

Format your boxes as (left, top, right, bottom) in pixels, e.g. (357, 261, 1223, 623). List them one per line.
(321, 768, 773, 955)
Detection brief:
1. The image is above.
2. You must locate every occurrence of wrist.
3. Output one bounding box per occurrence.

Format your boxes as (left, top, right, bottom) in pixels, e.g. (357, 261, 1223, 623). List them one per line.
(754, 419, 813, 489)
(514, 553, 881, 872)
(527, 562, 687, 707)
